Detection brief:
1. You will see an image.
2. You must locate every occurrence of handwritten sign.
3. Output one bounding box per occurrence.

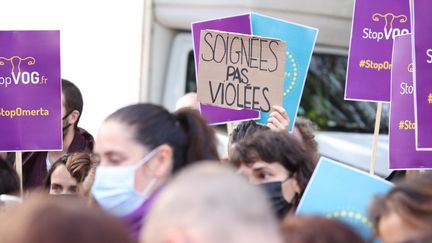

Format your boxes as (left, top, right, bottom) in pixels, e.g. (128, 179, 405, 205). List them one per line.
(192, 14, 260, 125)
(345, 0, 411, 102)
(0, 31, 61, 151)
(389, 34, 432, 169)
(411, 0, 432, 151)
(197, 30, 285, 112)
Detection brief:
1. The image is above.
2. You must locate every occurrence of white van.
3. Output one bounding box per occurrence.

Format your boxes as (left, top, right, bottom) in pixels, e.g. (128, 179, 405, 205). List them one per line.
(141, 0, 392, 177)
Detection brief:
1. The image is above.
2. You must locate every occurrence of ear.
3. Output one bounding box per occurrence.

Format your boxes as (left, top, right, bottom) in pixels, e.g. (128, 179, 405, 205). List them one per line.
(152, 144, 174, 178)
(281, 177, 301, 202)
(292, 178, 301, 195)
(67, 110, 80, 126)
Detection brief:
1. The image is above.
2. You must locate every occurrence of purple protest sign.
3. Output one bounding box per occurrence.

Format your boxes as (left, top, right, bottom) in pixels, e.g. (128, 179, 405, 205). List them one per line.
(411, 0, 432, 151)
(0, 31, 61, 151)
(192, 14, 260, 125)
(389, 34, 432, 169)
(345, 0, 411, 102)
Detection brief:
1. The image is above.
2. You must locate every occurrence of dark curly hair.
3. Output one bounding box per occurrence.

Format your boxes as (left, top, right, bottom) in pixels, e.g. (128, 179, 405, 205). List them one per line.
(230, 130, 315, 207)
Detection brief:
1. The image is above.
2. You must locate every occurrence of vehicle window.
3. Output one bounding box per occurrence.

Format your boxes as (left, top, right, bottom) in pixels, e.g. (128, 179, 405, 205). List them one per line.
(185, 51, 197, 93)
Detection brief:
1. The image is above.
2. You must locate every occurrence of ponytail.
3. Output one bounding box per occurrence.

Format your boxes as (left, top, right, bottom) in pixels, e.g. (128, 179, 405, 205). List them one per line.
(173, 108, 219, 173)
(106, 104, 219, 175)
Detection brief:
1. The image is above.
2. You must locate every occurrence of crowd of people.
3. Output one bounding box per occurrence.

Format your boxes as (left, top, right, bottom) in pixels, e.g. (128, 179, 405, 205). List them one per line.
(1, 81, 431, 243)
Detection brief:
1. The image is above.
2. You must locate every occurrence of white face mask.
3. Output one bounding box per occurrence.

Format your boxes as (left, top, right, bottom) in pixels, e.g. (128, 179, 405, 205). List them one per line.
(91, 147, 160, 217)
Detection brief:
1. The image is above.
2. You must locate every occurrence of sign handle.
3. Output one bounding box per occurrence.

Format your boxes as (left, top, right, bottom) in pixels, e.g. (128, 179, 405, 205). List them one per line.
(227, 122, 234, 137)
(370, 102, 383, 175)
(15, 151, 23, 196)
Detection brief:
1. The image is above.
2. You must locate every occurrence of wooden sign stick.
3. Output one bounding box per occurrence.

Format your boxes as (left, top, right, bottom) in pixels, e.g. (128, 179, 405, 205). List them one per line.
(370, 102, 383, 175)
(15, 151, 23, 196)
(227, 122, 234, 138)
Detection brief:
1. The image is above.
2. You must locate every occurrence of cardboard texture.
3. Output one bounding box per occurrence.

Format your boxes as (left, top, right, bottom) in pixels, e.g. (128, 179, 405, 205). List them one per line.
(197, 30, 285, 112)
(192, 14, 260, 125)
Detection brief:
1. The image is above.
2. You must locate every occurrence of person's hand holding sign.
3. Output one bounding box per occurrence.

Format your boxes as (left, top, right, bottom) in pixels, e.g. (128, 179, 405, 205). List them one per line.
(267, 105, 290, 132)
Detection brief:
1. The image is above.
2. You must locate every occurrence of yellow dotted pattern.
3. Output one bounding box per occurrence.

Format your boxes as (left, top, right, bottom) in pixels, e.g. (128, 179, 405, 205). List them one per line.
(325, 211, 373, 228)
(283, 50, 298, 97)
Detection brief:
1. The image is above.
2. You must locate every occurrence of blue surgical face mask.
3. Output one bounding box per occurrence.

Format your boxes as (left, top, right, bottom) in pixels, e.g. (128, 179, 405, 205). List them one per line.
(91, 147, 160, 217)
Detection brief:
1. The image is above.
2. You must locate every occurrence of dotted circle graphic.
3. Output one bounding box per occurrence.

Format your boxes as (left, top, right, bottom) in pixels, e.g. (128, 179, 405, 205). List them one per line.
(283, 50, 298, 97)
(326, 211, 373, 229)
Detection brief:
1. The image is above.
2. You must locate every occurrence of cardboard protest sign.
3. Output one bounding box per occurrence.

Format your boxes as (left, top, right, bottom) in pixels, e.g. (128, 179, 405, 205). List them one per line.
(345, 0, 411, 102)
(197, 30, 285, 112)
(411, 0, 432, 151)
(389, 34, 432, 169)
(192, 14, 260, 125)
(0, 31, 61, 151)
(296, 157, 392, 240)
(250, 13, 318, 131)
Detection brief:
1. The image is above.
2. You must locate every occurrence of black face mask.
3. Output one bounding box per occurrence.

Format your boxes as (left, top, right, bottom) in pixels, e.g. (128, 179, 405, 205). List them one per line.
(62, 111, 73, 134)
(260, 181, 292, 219)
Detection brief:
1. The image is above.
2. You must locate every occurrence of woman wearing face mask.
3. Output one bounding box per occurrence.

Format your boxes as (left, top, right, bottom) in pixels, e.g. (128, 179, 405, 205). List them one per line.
(230, 130, 315, 220)
(91, 104, 219, 239)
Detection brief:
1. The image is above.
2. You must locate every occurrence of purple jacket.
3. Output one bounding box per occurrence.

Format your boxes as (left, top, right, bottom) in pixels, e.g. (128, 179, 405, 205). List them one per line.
(121, 186, 164, 242)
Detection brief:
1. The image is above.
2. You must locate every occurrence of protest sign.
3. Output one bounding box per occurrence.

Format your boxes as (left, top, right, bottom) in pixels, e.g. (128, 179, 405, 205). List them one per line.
(0, 31, 61, 151)
(251, 13, 318, 132)
(192, 14, 260, 125)
(389, 34, 432, 169)
(197, 30, 285, 112)
(411, 0, 432, 150)
(297, 157, 392, 240)
(345, 0, 411, 102)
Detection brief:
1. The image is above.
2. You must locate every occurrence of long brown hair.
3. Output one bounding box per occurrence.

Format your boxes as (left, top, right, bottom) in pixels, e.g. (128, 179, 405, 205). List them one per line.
(369, 173, 432, 234)
(294, 117, 319, 163)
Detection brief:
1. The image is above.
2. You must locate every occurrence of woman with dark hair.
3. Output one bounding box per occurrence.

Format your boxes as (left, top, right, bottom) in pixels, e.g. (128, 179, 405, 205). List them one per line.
(91, 104, 219, 239)
(230, 115, 319, 164)
(369, 173, 432, 243)
(44, 152, 94, 196)
(230, 130, 315, 219)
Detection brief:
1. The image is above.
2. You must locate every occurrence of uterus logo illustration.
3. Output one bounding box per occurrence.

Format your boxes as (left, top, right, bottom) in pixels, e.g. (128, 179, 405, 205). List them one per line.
(0, 56, 47, 87)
